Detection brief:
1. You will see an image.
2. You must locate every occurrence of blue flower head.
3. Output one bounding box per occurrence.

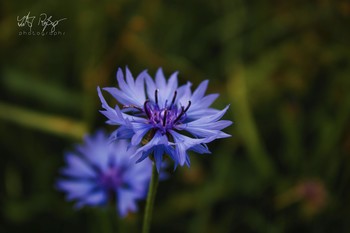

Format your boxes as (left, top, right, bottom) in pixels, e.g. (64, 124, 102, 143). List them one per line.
(56, 130, 152, 217)
(98, 67, 232, 172)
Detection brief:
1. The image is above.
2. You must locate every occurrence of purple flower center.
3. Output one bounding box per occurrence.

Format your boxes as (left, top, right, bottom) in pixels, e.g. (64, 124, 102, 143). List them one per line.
(99, 167, 123, 191)
(143, 90, 191, 135)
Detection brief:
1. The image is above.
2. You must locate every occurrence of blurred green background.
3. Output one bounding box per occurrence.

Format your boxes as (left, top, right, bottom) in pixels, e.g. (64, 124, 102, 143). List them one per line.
(1, 0, 350, 232)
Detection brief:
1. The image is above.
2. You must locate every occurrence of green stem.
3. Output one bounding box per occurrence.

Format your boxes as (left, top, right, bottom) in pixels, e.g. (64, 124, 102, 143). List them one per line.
(108, 204, 119, 233)
(142, 162, 159, 233)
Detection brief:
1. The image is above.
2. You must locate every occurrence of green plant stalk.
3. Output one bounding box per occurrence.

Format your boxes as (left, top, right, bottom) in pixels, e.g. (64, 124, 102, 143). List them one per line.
(142, 162, 159, 233)
(109, 204, 118, 233)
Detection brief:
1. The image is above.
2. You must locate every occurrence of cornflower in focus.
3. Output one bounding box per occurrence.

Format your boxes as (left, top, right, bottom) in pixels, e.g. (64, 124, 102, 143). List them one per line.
(56, 130, 152, 217)
(98, 67, 232, 171)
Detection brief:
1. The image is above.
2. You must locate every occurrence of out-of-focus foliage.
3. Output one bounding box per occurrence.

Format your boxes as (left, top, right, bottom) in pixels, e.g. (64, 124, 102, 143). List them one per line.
(1, 0, 350, 232)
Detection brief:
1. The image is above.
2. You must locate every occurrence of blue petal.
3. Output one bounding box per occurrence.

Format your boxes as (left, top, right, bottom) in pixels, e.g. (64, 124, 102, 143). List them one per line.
(163, 145, 178, 169)
(187, 93, 219, 118)
(182, 105, 232, 138)
(110, 140, 135, 165)
(76, 131, 112, 171)
(75, 190, 106, 208)
(170, 131, 211, 166)
(133, 131, 169, 159)
(162, 71, 178, 104)
(56, 180, 96, 200)
(145, 68, 179, 108)
(64, 154, 96, 178)
(108, 67, 146, 107)
(109, 126, 134, 141)
(123, 158, 152, 193)
(136, 150, 152, 163)
(145, 73, 156, 102)
(125, 66, 135, 87)
(185, 154, 191, 167)
(190, 143, 211, 154)
(117, 188, 138, 217)
(186, 128, 231, 139)
(155, 68, 166, 90)
(131, 123, 152, 146)
(176, 82, 192, 106)
(97, 87, 128, 126)
(103, 87, 135, 107)
(166, 71, 179, 95)
(154, 147, 164, 173)
(191, 80, 208, 102)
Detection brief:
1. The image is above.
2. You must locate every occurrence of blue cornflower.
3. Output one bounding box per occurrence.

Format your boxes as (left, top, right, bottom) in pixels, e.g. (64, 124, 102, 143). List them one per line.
(56, 130, 152, 217)
(98, 67, 232, 171)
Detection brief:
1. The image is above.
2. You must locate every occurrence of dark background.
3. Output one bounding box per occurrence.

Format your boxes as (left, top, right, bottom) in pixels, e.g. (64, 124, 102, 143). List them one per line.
(1, 0, 350, 232)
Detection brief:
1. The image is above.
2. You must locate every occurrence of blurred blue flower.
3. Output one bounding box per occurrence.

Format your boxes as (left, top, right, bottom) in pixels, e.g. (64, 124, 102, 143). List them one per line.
(56, 130, 152, 217)
(98, 67, 232, 171)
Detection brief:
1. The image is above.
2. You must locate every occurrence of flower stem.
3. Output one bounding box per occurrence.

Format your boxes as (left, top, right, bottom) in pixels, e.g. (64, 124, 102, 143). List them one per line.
(108, 205, 118, 233)
(142, 162, 159, 233)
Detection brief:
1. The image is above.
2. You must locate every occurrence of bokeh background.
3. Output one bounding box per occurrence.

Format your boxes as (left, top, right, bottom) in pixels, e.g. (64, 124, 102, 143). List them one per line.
(1, 1, 350, 232)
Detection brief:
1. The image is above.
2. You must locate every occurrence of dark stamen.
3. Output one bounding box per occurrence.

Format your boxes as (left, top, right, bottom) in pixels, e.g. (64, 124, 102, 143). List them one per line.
(163, 110, 168, 126)
(155, 89, 159, 105)
(171, 91, 177, 106)
(174, 106, 185, 123)
(184, 101, 191, 113)
(144, 100, 151, 118)
(174, 101, 191, 123)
